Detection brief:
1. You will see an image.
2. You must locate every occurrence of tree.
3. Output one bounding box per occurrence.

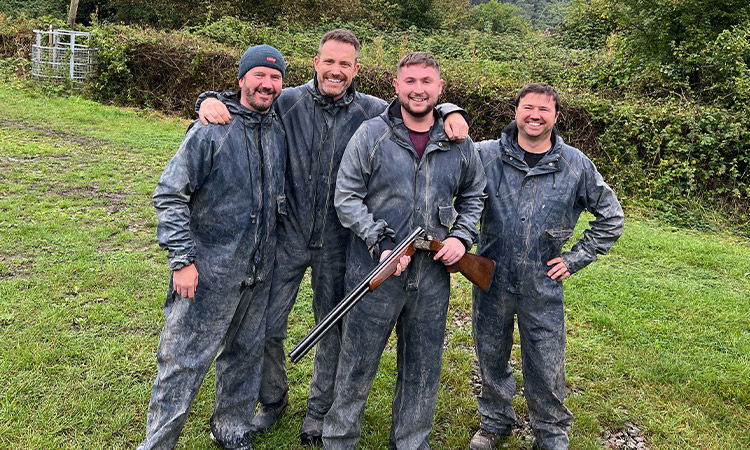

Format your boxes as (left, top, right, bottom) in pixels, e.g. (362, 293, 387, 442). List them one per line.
(558, 0, 622, 49)
(560, 0, 750, 104)
(468, 0, 532, 34)
(67, 0, 79, 27)
(615, 0, 750, 65)
(537, 0, 569, 29)
(471, 0, 571, 29)
(615, 0, 750, 101)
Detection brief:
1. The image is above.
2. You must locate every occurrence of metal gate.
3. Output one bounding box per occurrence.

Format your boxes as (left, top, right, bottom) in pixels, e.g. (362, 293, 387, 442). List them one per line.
(31, 29, 95, 83)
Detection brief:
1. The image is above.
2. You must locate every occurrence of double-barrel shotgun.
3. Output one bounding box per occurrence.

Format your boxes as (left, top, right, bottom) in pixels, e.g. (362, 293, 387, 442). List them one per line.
(288, 227, 495, 363)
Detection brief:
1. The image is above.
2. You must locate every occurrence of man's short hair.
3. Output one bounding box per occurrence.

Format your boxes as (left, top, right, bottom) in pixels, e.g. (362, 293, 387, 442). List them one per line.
(514, 83, 560, 113)
(397, 52, 440, 76)
(319, 29, 361, 59)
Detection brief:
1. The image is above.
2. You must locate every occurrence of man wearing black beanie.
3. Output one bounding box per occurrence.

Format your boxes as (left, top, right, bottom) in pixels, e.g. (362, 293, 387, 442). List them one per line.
(137, 44, 287, 450)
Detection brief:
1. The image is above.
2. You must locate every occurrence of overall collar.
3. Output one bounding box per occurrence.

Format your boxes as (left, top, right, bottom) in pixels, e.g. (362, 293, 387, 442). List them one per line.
(386, 98, 450, 154)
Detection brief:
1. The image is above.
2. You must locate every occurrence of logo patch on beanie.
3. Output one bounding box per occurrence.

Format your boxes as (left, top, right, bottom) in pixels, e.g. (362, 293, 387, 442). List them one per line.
(266, 56, 277, 63)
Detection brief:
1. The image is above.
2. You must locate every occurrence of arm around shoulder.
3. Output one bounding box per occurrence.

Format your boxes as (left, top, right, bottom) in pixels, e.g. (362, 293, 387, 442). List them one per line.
(436, 103, 469, 142)
(195, 90, 237, 125)
(435, 102, 467, 121)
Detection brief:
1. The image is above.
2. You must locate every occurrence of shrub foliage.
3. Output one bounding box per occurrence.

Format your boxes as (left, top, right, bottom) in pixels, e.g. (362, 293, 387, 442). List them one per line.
(1, 13, 747, 223)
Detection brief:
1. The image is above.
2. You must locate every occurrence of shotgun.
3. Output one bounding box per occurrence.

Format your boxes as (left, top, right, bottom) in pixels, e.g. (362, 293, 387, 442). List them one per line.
(413, 233, 495, 292)
(288, 227, 495, 363)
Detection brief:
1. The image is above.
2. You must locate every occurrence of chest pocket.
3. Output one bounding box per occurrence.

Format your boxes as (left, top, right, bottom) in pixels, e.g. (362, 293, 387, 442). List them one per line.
(438, 205, 458, 228)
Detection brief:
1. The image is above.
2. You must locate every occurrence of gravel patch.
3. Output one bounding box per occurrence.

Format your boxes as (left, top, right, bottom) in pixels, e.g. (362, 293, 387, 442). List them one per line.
(602, 421, 651, 449)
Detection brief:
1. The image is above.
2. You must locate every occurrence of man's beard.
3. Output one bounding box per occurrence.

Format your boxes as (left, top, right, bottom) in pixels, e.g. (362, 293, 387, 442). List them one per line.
(245, 86, 278, 113)
(319, 80, 347, 98)
(400, 96, 437, 118)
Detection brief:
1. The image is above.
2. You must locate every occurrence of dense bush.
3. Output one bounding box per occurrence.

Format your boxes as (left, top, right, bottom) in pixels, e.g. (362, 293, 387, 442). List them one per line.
(499, 0, 572, 29)
(0, 13, 63, 60)
(578, 95, 749, 206)
(614, 0, 750, 67)
(557, 0, 621, 49)
(86, 24, 315, 115)
(559, 0, 750, 109)
(0, 0, 459, 30)
(0, 0, 67, 19)
(2, 17, 747, 223)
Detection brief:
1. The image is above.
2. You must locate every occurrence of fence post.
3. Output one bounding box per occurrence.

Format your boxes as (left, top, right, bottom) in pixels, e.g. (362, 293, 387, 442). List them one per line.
(69, 33, 75, 79)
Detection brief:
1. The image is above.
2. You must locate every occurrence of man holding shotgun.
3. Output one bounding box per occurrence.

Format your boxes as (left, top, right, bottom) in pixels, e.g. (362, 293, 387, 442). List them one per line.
(327, 51, 486, 449)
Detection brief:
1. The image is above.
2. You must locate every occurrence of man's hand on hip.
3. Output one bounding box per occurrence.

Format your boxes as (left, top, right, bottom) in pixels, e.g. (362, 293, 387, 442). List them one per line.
(546, 257, 570, 281)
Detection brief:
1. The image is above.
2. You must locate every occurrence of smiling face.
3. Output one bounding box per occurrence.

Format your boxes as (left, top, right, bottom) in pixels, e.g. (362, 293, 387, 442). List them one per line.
(239, 66, 282, 113)
(393, 63, 443, 119)
(313, 39, 360, 100)
(515, 92, 560, 146)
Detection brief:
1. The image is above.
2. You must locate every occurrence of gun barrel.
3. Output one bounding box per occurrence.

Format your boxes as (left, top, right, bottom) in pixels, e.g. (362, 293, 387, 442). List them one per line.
(288, 227, 425, 363)
(289, 282, 368, 363)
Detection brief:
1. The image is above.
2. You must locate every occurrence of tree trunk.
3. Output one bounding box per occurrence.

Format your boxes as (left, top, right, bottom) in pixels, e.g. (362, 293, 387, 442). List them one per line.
(67, 0, 80, 28)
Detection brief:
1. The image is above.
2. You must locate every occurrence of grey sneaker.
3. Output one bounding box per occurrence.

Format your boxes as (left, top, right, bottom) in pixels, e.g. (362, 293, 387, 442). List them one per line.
(469, 428, 506, 450)
(299, 414, 323, 445)
(250, 392, 289, 432)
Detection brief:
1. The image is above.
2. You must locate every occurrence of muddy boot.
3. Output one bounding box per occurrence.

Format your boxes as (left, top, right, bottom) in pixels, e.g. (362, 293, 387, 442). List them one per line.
(299, 414, 323, 445)
(469, 428, 508, 450)
(209, 431, 253, 450)
(250, 392, 288, 432)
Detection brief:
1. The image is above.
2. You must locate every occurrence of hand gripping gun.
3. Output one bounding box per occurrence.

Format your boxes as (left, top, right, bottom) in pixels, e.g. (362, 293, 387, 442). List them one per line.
(288, 227, 495, 363)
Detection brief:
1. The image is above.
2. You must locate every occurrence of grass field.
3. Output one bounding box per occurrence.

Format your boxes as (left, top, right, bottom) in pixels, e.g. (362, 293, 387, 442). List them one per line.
(0, 80, 748, 450)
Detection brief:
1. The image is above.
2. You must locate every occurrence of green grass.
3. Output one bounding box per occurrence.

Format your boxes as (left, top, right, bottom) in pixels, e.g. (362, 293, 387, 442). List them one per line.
(0, 81, 748, 449)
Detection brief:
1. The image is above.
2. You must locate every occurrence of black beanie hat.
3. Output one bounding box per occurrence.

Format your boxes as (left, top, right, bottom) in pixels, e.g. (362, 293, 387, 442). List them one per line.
(238, 44, 286, 80)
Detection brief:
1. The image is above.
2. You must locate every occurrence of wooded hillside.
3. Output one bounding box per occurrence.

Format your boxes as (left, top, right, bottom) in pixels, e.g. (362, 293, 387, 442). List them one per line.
(1, 0, 748, 231)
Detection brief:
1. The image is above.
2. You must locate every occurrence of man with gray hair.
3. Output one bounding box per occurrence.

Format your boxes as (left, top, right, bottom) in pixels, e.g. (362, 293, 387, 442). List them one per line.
(326, 51, 486, 449)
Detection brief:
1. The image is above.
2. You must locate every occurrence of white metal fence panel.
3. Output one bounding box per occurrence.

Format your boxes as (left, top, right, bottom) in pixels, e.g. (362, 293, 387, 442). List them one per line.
(31, 29, 95, 82)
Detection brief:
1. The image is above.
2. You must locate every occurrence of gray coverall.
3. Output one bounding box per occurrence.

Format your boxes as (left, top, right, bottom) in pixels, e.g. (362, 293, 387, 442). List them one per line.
(138, 98, 286, 450)
(327, 100, 486, 449)
(197, 83, 463, 423)
(472, 122, 623, 449)
(198, 79, 387, 421)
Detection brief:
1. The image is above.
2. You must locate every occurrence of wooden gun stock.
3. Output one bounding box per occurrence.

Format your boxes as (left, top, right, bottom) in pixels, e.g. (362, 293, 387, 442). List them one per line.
(416, 236, 495, 292)
(448, 253, 495, 292)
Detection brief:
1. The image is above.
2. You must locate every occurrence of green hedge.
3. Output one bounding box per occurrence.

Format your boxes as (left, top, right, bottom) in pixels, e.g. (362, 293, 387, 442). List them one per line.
(3, 21, 748, 226)
(0, 13, 49, 59)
